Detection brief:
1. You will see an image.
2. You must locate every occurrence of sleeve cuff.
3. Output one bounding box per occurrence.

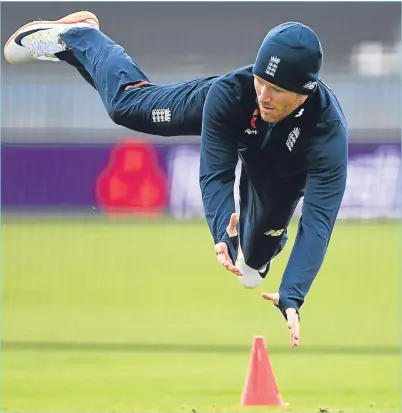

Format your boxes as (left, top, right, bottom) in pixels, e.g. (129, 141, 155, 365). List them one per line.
(276, 297, 301, 321)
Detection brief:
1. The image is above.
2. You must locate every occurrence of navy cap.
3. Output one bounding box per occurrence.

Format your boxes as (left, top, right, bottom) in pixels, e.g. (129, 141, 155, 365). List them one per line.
(252, 22, 323, 95)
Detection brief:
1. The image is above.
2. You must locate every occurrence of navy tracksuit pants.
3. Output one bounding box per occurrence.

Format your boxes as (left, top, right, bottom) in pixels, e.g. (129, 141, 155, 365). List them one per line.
(59, 27, 216, 136)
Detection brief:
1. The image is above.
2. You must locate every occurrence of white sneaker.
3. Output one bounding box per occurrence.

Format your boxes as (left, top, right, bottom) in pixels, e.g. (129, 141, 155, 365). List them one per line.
(237, 255, 271, 289)
(4, 11, 99, 64)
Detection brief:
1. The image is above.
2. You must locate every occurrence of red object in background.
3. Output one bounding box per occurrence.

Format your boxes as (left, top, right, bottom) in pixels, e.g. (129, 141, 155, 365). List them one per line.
(96, 139, 167, 215)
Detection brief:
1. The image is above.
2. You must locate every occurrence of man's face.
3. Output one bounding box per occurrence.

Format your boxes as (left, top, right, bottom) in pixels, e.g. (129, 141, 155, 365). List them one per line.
(254, 75, 307, 123)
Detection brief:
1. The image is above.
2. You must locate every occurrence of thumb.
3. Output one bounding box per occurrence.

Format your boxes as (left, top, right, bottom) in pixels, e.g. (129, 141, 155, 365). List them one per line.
(261, 292, 279, 305)
(226, 213, 239, 236)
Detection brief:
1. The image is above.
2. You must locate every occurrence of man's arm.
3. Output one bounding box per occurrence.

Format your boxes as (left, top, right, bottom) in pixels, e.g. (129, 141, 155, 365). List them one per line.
(278, 121, 348, 317)
(199, 80, 239, 262)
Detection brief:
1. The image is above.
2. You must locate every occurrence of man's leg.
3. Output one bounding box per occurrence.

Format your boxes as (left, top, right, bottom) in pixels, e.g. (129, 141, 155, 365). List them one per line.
(60, 28, 151, 120)
(59, 27, 211, 136)
(4, 12, 210, 136)
(56, 50, 97, 90)
(4, 12, 154, 132)
(61, 26, 216, 136)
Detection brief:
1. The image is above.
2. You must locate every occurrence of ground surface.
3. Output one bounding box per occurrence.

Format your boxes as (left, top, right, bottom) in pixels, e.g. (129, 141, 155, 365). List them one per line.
(2, 218, 400, 412)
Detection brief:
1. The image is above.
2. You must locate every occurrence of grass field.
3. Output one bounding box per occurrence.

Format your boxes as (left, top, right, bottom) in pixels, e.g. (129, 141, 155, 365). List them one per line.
(1, 217, 400, 412)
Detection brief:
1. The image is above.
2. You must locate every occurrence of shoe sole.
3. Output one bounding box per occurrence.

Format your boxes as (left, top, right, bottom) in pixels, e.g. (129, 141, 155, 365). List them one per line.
(4, 11, 99, 63)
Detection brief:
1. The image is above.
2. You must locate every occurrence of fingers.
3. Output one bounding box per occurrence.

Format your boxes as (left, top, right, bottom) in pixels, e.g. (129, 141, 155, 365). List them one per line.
(261, 295, 300, 349)
(285, 308, 300, 349)
(226, 213, 239, 237)
(292, 319, 300, 348)
(217, 255, 242, 275)
(261, 292, 279, 305)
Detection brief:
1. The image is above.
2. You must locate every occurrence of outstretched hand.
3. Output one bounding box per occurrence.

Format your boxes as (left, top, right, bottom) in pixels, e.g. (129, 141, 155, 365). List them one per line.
(215, 213, 243, 276)
(261, 292, 300, 348)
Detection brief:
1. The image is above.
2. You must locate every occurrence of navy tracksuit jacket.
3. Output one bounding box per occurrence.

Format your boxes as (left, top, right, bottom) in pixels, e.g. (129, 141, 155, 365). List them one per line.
(60, 27, 348, 316)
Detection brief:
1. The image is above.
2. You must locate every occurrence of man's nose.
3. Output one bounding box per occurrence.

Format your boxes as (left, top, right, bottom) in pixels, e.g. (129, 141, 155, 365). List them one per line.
(260, 85, 273, 102)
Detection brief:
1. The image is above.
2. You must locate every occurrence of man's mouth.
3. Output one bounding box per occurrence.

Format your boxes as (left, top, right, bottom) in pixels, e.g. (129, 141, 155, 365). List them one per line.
(260, 103, 274, 111)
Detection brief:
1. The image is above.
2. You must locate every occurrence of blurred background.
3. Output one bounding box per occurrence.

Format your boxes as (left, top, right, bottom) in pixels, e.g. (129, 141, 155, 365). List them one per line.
(1, 2, 401, 413)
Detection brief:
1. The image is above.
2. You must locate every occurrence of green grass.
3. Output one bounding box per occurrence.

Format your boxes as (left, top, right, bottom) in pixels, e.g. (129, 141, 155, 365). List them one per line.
(1, 218, 401, 412)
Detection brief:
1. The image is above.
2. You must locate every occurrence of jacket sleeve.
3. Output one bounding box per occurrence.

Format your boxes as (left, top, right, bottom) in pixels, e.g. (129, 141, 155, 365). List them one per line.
(278, 121, 348, 317)
(199, 80, 240, 261)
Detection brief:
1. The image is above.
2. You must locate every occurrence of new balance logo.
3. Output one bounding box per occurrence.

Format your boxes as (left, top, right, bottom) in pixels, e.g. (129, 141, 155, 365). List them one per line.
(264, 229, 284, 236)
(286, 127, 300, 152)
(265, 56, 280, 77)
(152, 108, 171, 123)
(303, 81, 317, 90)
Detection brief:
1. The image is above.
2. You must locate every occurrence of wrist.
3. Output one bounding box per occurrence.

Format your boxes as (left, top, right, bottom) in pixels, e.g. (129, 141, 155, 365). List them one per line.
(220, 232, 239, 263)
(277, 298, 300, 321)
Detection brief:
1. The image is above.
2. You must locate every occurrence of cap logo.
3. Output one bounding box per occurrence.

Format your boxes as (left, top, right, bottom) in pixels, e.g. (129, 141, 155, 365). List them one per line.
(265, 56, 281, 77)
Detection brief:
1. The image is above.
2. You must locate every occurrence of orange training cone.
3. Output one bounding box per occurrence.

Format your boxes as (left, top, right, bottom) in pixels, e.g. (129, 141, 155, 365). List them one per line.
(241, 335, 285, 406)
